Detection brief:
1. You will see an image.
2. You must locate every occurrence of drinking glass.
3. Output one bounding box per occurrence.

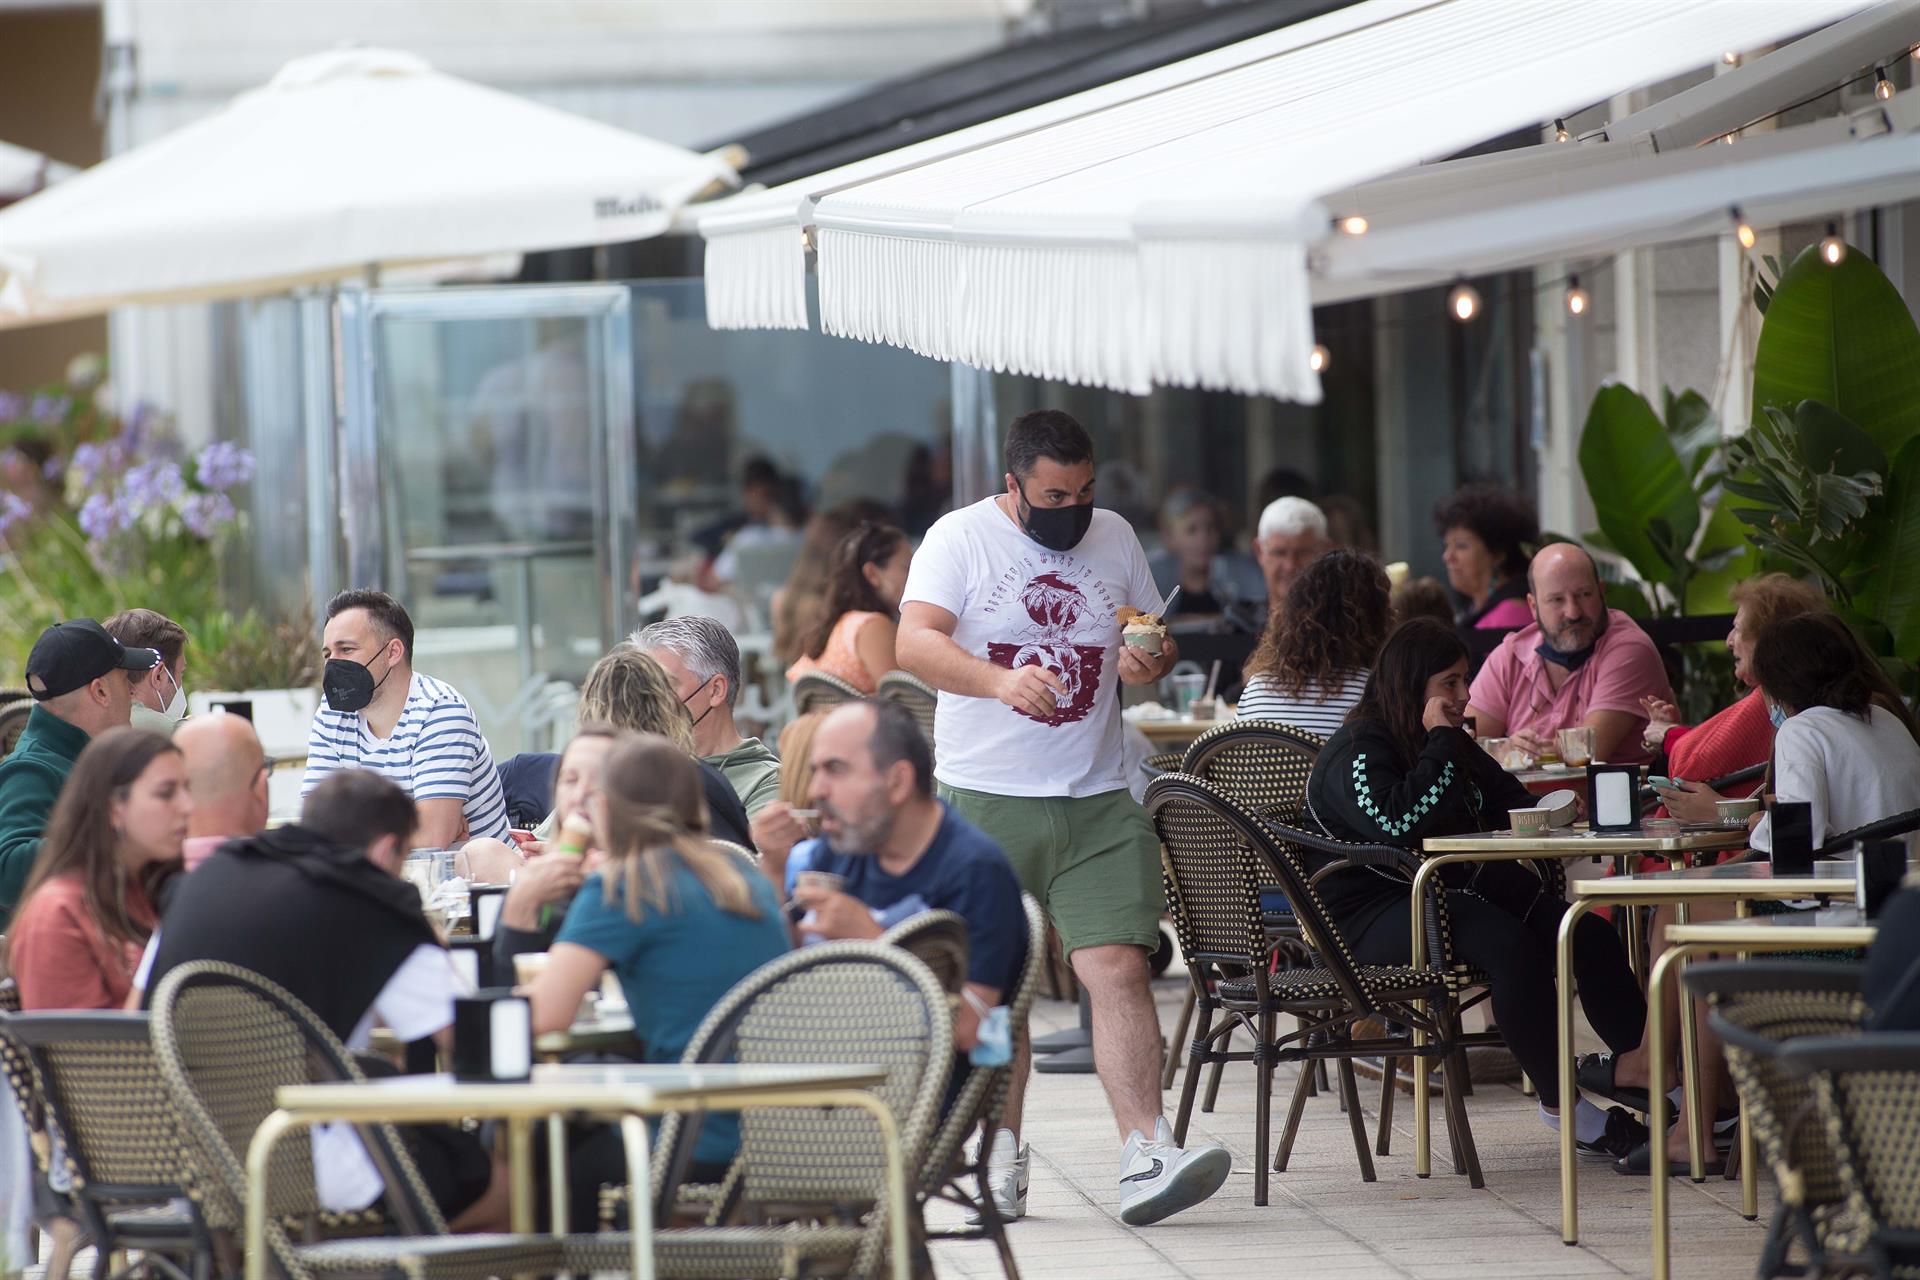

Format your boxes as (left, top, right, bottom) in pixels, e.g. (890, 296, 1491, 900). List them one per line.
(1556, 726, 1596, 767)
(1168, 672, 1206, 716)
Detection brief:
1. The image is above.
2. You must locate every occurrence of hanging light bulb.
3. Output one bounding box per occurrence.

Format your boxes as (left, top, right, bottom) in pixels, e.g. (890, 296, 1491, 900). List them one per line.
(1911, 43, 1920, 62)
(1565, 276, 1590, 316)
(1448, 281, 1482, 322)
(1338, 215, 1369, 236)
(800, 226, 816, 252)
(1722, 50, 1741, 66)
(1730, 205, 1756, 250)
(1821, 222, 1847, 265)
(1877, 68, 1896, 101)
(1309, 344, 1330, 373)
(1721, 131, 1737, 145)
(1554, 118, 1572, 144)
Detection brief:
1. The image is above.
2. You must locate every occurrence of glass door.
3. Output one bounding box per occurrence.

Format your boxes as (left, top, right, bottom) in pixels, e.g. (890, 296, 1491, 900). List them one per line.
(335, 284, 635, 758)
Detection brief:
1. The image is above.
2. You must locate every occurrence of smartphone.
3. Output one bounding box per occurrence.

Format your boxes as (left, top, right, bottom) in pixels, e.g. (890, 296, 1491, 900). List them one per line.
(1769, 800, 1815, 877)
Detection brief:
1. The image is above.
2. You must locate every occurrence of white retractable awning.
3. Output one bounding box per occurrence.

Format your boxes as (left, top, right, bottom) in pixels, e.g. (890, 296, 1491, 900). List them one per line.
(1312, 95, 1920, 303)
(793, 0, 1867, 402)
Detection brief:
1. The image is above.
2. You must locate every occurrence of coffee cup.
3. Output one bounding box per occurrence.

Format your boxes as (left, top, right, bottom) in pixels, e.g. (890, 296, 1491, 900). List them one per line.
(1715, 797, 1760, 825)
(796, 870, 846, 896)
(1509, 807, 1551, 835)
(511, 952, 550, 988)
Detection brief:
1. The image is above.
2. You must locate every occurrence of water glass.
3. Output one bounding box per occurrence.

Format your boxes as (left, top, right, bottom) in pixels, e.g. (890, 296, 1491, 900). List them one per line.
(1556, 725, 1596, 767)
(1168, 672, 1206, 716)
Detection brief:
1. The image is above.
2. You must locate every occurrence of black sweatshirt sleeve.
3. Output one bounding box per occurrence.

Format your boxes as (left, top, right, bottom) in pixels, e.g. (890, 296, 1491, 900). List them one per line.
(1316, 726, 1481, 849)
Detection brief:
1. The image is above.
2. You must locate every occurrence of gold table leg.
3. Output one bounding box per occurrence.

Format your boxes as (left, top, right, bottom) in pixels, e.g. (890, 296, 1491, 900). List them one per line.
(1674, 903, 1706, 1182)
(619, 1116, 656, 1280)
(548, 1114, 569, 1236)
(507, 1116, 535, 1234)
(1556, 898, 1598, 1246)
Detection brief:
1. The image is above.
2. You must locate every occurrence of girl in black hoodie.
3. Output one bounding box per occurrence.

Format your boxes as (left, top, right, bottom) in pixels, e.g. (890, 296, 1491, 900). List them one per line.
(1305, 618, 1647, 1157)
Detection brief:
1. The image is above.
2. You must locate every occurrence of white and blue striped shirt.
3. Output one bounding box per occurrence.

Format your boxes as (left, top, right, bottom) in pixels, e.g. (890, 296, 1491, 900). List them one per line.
(300, 672, 510, 843)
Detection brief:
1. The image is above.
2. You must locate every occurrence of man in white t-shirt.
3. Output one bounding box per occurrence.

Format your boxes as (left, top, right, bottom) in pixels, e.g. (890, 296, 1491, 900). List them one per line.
(897, 409, 1231, 1228)
(301, 590, 516, 878)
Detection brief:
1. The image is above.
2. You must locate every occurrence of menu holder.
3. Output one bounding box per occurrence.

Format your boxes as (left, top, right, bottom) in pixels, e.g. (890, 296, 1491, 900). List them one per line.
(452, 990, 532, 1082)
(469, 884, 508, 941)
(1769, 800, 1815, 877)
(1585, 763, 1641, 832)
(1856, 840, 1907, 918)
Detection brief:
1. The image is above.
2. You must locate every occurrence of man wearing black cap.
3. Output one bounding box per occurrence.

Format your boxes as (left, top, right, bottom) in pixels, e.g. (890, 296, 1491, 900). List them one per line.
(0, 620, 157, 926)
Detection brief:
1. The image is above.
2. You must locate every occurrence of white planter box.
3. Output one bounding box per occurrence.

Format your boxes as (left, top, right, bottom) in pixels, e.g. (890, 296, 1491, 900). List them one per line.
(188, 686, 319, 760)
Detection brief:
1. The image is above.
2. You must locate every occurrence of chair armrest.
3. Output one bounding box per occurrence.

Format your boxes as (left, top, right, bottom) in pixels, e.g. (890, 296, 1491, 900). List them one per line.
(1683, 958, 1864, 1003)
(1779, 1032, 1920, 1076)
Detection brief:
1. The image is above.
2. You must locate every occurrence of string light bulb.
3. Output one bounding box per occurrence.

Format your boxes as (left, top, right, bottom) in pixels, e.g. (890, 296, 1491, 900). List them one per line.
(1722, 50, 1740, 66)
(1339, 215, 1369, 236)
(1911, 43, 1920, 62)
(800, 226, 815, 252)
(1448, 281, 1482, 322)
(1721, 131, 1737, 145)
(1554, 118, 1572, 143)
(1565, 276, 1589, 317)
(1730, 205, 1756, 250)
(1821, 223, 1847, 265)
(1877, 68, 1896, 101)
(1309, 344, 1330, 373)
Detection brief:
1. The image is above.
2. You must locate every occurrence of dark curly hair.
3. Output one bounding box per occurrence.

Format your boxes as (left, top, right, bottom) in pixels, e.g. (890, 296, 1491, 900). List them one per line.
(1244, 548, 1391, 699)
(799, 521, 908, 661)
(1432, 485, 1538, 580)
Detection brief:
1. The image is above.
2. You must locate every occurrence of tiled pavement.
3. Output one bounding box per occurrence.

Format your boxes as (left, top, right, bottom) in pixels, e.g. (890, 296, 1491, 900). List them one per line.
(927, 968, 1772, 1280)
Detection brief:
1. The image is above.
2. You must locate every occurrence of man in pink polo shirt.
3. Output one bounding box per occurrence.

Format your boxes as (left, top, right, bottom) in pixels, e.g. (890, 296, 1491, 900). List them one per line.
(175, 712, 272, 871)
(1468, 542, 1673, 765)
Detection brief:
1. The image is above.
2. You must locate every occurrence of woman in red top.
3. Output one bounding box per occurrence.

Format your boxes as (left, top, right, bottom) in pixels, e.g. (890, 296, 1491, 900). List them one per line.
(1643, 574, 1827, 822)
(7, 727, 189, 1010)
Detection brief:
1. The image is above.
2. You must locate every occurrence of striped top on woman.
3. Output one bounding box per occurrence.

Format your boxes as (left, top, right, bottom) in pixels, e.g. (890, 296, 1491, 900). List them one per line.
(1235, 668, 1369, 739)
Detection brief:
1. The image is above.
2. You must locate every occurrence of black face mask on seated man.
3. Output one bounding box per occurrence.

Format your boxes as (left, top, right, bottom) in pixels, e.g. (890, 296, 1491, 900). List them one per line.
(1017, 483, 1095, 553)
(323, 651, 397, 714)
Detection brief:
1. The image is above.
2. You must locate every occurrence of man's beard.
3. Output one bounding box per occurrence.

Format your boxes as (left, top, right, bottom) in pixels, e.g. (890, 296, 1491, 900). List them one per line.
(823, 800, 893, 855)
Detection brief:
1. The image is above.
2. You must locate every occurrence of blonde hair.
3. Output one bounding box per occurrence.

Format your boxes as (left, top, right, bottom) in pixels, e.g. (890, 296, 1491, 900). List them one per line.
(578, 648, 697, 754)
(596, 732, 760, 922)
(1729, 573, 1828, 636)
(776, 711, 828, 807)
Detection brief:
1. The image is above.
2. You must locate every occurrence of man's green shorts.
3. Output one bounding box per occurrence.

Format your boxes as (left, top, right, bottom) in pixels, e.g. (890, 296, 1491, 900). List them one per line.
(937, 783, 1164, 957)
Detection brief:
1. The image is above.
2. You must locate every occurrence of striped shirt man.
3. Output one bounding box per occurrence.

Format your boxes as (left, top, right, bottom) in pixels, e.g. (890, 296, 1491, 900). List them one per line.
(301, 672, 510, 843)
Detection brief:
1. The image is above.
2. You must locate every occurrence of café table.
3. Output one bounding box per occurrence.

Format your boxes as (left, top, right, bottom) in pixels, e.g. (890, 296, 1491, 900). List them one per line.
(1408, 824, 1749, 1178)
(1557, 859, 1860, 1250)
(244, 1062, 898, 1280)
(1130, 713, 1230, 748)
(369, 1010, 641, 1064)
(1647, 908, 1876, 1280)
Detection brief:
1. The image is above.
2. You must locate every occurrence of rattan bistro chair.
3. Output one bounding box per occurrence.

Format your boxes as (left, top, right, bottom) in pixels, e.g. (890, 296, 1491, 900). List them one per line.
(567, 941, 954, 1280)
(880, 911, 970, 997)
(876, 672, 938, 747)
(1687, 961, 1871, 1279)
(148, 961, 570, 1280)
(1780, 1031, 1920, 1280)
(1819, 807, 1920, 857)
(1147, 773, 1480, 1205)
(0, 1010, 211, 1280)
(793, 671, 866, 716)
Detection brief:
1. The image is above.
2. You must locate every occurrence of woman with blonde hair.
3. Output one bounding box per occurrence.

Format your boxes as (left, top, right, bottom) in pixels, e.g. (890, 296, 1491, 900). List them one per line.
(744, 710, 828, 890)
(9, 728, 188, 1009)
(526, 732, 789, 1222)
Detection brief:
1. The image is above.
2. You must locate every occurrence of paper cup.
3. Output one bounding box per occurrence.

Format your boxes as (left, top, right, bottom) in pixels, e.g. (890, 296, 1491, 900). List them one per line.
(1124, 630, 1165, 656)
(1715, 797, 1760, 825)
(1509, 807, 1551, 835)
(796, 870, 846, 895)
(512, 952, 549, 988)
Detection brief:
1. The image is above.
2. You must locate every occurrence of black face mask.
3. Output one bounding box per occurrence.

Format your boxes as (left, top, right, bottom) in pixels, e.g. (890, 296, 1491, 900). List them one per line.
(323, 651, 396, 714)
(682, 675, 717, 729)
(1016, 484, 1094, 553)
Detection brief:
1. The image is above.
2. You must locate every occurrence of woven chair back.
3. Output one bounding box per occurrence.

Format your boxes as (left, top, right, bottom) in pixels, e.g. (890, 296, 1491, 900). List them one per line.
(149, 961, 447, 1247)
(714, 943, 951, 1209)
(1698, 964, 1865, 1217)
(880, 910, 969, 996)
(1808, 1050, 1920, 1245)
(0, 1012, 196, 1200)
(876, 672, 938, 745)
(1182, 719, 1323, 827)
(793, 671, 865, 715)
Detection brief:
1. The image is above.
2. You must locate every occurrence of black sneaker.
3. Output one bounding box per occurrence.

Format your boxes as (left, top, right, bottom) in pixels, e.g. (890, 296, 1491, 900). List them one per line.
(1576, 1106, 1649, 1161)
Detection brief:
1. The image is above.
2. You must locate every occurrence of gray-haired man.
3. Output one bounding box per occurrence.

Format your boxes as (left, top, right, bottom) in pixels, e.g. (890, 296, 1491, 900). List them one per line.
(631, 616, 780, 816)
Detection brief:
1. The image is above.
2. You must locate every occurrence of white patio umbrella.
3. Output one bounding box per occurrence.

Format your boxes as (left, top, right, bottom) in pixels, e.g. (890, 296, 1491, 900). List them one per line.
(0, 140, 76, 204)
(0, 47, 735, 326)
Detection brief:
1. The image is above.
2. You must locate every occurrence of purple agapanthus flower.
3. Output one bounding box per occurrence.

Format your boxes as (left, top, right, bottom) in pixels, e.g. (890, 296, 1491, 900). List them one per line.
(28, 394, 68, 425)
(78, 492, 118, 541)
(0, 493, 29, 537)
(0, 391, 23, 421)
(69, 441, 111, 488)
(41, 455, 64, 481)
(194, 440, 256, 491)
(122, 460, 185, 513)
(178, 490, 236, 539)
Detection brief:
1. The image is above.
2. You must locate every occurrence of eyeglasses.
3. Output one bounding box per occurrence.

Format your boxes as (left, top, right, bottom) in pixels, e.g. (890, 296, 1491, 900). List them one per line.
(256, 755, 278, 782)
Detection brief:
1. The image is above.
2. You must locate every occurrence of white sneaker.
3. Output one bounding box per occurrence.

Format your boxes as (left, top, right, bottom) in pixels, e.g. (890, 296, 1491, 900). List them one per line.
(1118, 1118, 1231, 1226)
(966, 1128, 1029, 1225)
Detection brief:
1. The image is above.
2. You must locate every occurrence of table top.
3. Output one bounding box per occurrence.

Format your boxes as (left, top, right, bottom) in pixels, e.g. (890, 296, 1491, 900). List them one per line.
(1667, 907, 1876, 948)
(277, 1062, 889, 1119)
(1132, 715, 1229, 741)
(1423, 824, 1750, 854)
(1574, 859, 1855, 900)
(370, 1012, 640, 1059)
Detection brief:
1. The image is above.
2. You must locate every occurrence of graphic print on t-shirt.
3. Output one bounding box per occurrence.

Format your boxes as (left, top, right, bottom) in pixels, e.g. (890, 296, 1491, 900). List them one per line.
(982, 565, 1118, 727)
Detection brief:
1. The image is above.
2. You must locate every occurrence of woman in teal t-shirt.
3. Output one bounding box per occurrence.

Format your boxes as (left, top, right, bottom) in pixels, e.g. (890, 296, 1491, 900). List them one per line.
(525, 730, 789, 1222)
